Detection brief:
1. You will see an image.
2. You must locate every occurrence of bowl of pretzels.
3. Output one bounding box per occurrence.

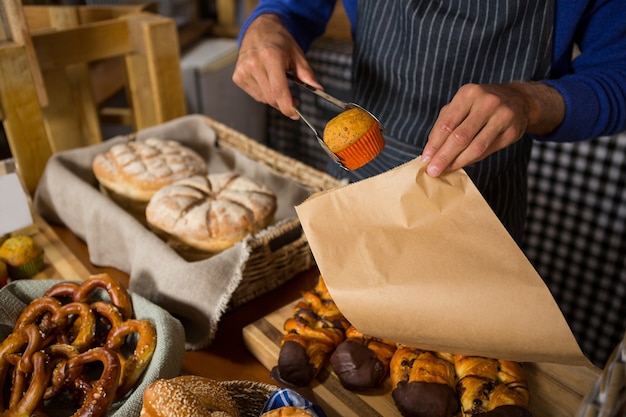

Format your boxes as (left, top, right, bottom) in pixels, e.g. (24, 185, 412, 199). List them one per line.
(0, 273, 185, 417)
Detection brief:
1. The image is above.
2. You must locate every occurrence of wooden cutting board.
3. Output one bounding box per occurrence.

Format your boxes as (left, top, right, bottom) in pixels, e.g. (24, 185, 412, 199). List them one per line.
(243, 300, 601, 417)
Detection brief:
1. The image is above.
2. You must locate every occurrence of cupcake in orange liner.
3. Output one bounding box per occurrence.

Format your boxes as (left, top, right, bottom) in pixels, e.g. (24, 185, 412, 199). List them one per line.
(0, 235, 45, 280)
(323, 107, 385, 170)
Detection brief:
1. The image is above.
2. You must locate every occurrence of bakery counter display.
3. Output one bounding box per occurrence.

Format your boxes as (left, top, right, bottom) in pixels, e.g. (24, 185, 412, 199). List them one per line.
(243, 276, 603, 417)
(32, 115, 342, 351)
(0, 274, 184, 416)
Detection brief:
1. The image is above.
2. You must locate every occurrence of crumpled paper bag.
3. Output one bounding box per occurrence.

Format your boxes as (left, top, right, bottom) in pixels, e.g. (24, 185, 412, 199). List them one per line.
(295, 157, 592, 366)
(34, 115, 313, 350)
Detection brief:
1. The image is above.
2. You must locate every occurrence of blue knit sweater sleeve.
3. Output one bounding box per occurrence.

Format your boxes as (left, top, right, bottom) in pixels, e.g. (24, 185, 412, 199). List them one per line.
(239, 0, 626, 142)
(238, 0, 339, 52)
(537, 0, 626, 142)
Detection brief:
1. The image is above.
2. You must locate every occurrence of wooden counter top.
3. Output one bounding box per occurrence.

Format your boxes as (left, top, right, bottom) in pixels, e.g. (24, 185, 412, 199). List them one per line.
(22, 212, 602, 417)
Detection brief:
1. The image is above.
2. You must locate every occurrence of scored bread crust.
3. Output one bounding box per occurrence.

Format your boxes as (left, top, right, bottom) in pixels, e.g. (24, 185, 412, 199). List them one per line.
(145, 172, 277, 253)
(92, 138, 207, 202)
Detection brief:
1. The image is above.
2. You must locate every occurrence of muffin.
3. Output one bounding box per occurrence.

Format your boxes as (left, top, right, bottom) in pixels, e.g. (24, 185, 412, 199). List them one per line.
(0, 235, 45, 280)
(323, 107, 385, 170)
(92, 137, 208, 220)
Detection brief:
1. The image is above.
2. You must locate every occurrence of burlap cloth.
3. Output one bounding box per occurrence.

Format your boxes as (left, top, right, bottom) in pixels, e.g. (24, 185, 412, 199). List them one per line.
(33, 115, 313, 350)
(0, 279, 185, 417)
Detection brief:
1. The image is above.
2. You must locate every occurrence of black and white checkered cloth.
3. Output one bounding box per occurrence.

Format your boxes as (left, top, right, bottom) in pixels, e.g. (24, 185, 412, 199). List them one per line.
(265, 39, 626, 368)
(525, 135, 626, 367)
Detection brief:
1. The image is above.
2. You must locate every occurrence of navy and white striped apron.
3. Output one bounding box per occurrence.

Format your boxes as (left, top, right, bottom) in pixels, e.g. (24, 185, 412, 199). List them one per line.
(327, 0, 553, 245)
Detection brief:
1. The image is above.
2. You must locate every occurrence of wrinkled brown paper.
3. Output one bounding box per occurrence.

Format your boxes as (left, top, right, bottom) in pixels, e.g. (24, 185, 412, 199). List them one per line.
(295, 157, 592, 366)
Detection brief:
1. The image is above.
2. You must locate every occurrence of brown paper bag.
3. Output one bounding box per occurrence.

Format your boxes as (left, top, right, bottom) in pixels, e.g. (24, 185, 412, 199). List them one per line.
(295, 157, 592, 366)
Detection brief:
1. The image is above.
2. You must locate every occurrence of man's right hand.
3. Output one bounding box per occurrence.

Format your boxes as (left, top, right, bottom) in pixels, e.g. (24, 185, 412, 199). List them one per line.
(233, 14, 321, 120)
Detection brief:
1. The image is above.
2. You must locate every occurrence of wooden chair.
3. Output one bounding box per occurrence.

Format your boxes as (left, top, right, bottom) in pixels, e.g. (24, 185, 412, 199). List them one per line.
(0, 0, 187, 196)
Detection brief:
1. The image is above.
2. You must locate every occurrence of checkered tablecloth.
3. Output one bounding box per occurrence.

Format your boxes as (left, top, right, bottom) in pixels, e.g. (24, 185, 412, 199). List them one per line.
(525, 135, 626, 367)
(265, 39, 626, 368)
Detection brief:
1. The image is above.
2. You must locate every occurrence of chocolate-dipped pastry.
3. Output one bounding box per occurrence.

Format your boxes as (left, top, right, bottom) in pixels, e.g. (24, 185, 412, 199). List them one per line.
(390, 345, 459, 417)
(330, 326, 396, 390)
(454, 355, 532, 417)
(271, 276, 351, 388)
(392, 381, 460, 417)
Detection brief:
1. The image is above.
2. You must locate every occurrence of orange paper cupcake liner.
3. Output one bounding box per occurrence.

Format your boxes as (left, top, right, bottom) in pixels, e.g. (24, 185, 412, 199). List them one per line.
(335, 123, 385, 170)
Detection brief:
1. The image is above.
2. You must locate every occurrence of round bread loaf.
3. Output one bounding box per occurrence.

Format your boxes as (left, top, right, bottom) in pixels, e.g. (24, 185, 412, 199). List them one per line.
(145, 172, 277, 253)
(92, 137, 207, 204)
(140, 376, 240, 417)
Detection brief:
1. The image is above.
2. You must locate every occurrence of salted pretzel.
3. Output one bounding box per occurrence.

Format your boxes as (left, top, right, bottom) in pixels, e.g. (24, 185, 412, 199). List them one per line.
(52, 302, 97, 351)
(454, 355, 532, 417)
(5, 350, 50, 417)
(91, 300, 125, 345)
(105, 318, 157, 398)
(63, 346, 122, 417)
(0, 324, 43, 375)
(0, 324, 44, 412)
(271, 276, 351, 388)
(1, 273, 157, 417)
(16, 296, 98, 352)
(330, 325, 397, 390)
(389, 345, 459, 417)
(14, 296, 63, 341)
(44, 343, 81, 400)
(44, 281, 80, 299)
(70, 273, 134, 320)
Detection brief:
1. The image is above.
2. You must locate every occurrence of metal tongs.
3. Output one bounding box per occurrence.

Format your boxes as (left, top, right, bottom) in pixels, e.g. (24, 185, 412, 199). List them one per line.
(286, 72, 385, 170)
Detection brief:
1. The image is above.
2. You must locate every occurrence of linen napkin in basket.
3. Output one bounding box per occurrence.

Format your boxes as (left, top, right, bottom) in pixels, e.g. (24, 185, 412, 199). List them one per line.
(33, 115, 314, 349)
(0, 279, 185, 417)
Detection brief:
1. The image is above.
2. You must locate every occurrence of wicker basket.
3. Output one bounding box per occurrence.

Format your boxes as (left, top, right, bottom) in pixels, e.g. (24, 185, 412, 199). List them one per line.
(218, 380, 278, 417)
(203, 117, 342, 308)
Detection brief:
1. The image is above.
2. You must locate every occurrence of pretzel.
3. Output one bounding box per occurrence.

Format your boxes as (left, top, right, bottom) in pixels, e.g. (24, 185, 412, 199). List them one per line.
(44, 343, 80, 400)
(14, 296, 62, 341)
(64, 347, 122, 417)
(5, 350, 51, 417)
(105, 318, 157, 397)
(44, 344, 101, 409)
(45, 281, 80, 300)
(0, 324, 44, 412)
(91, 300, 125, 345)
(71, 273, 133, 320)
(52, 302, 97, 351)
(0, 273, 156, 417)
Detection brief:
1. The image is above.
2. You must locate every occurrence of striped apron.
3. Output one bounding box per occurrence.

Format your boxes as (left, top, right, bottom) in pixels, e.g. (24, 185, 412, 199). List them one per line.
(327, 0, 553, 245)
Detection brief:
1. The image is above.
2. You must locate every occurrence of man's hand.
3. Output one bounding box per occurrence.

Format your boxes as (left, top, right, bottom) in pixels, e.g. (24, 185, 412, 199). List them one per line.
(422, 82, 565, 176)
(233, 14, 321, 120)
